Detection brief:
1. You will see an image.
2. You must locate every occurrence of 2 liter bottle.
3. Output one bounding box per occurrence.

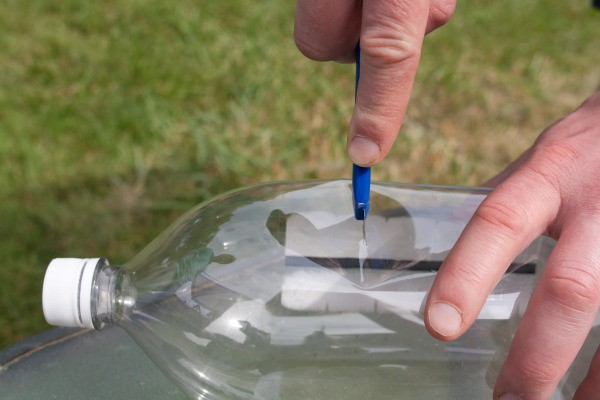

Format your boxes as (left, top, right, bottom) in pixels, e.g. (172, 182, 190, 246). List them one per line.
(43, 180, 554, 399)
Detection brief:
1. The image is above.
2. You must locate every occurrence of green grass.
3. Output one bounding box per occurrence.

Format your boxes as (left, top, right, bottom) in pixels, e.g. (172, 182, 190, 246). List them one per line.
(0, 0, 598, 348)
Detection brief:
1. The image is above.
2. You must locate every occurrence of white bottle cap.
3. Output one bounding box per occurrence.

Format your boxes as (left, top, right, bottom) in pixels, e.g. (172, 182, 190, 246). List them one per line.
(42, 258, 102, 329)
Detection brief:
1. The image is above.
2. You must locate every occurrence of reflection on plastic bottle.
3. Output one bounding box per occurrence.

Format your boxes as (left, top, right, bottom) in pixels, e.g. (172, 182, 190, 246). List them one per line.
(43, 181, 565, 399)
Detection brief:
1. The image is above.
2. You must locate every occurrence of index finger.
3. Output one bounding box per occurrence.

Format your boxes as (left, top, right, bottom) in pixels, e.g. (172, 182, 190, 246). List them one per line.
(424, 168, 560, 340)
(348, 0, 430, 166)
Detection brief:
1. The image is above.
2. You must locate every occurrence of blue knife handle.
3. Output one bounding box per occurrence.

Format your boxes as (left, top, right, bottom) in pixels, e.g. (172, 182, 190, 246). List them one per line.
(352, 44, 371, 221)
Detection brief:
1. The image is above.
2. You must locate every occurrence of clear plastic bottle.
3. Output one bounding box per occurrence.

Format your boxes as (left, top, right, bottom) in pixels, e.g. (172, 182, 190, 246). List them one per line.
(43, 180, 552, 399)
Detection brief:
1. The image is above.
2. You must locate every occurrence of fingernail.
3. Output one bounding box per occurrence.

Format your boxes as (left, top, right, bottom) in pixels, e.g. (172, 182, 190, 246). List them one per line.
(499, 394, 521, 400)
(428, 302, 462, 337)
(348, 136, 380, 166)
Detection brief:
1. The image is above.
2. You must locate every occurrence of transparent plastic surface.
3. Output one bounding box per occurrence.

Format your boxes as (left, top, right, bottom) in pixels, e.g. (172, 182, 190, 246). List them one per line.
(48, 181, 561, 399)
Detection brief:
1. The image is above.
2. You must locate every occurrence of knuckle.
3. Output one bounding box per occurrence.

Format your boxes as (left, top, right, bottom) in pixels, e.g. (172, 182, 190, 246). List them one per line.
(360, 27, 420, 67)
(428, 0, 456, 28)
(475, 200, 529, 238)
(525, 137, 593, 203)
(520, 162, 561, 200)
(531, 138, 580, 166)
(543, 264, 600, 314)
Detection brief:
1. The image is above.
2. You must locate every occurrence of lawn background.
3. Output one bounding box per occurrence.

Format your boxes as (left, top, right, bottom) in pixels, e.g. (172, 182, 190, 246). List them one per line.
(1, 0, 598, 348)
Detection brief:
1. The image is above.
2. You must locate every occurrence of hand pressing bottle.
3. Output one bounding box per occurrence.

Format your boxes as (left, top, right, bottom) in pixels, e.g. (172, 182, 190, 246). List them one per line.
(294, 1, 600, 398)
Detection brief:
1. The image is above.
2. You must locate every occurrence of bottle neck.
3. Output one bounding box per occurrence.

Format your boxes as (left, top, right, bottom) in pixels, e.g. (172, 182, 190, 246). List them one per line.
(91, 263, 137, 329)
